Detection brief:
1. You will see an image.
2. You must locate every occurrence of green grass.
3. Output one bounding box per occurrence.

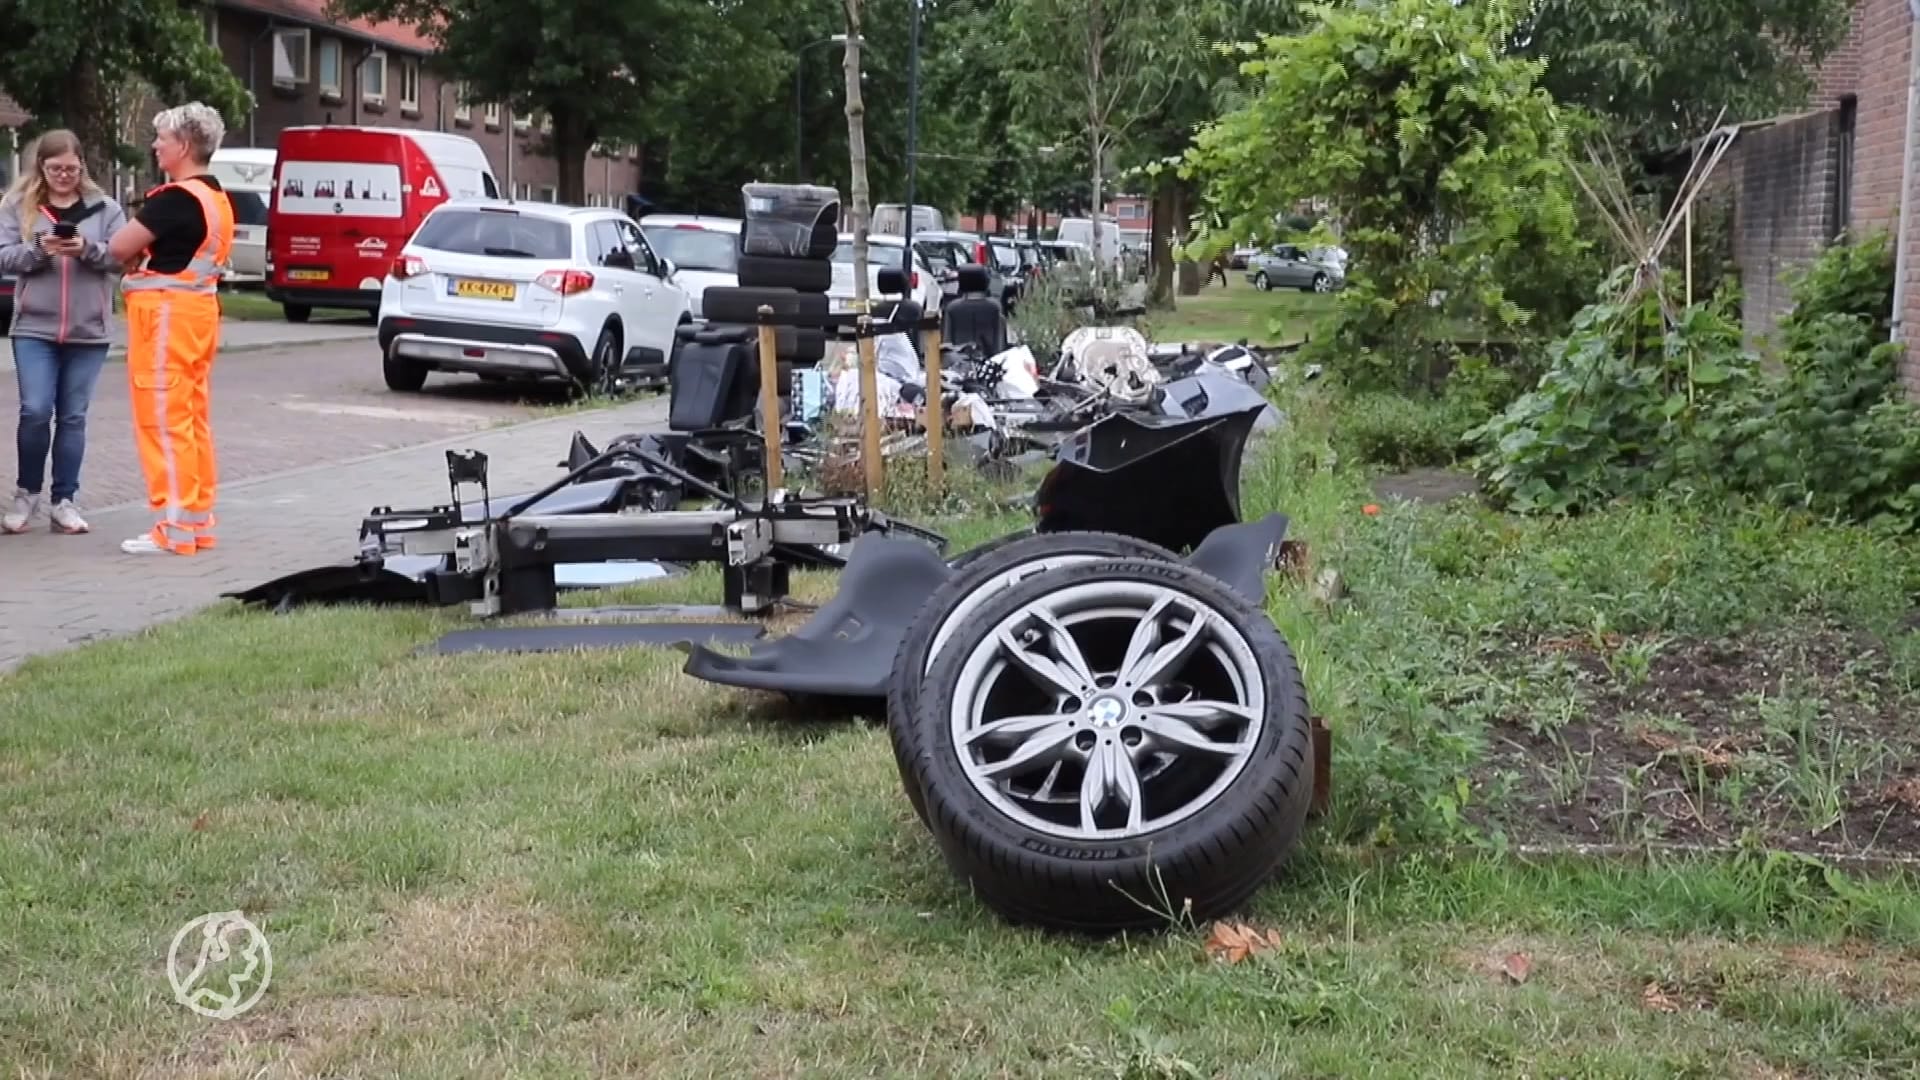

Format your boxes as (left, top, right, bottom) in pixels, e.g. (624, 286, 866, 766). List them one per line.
(216, 289, 289, 321)
(3, 389, 1919, 1078)
(1141, 280, 1337, 347)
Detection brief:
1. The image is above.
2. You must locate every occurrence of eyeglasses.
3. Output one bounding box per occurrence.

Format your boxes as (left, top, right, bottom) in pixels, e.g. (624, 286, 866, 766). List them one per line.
(43, 165, 83, 177)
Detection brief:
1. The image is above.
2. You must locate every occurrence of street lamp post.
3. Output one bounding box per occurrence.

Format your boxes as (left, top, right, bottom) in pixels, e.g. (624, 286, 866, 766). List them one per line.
(903, 0, 923, 261)
(795, 34, 854, 180)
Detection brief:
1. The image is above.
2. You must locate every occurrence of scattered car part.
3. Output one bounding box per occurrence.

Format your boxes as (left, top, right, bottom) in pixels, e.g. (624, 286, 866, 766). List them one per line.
(734, 253, 835, 293)
(894, 557, 1315, 933)
(1035, 405, 1265, 553)
(428, 622, 765, 656)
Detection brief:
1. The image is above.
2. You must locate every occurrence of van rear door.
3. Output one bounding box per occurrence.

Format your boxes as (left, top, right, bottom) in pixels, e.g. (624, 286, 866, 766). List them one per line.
(271, 137, 409, 294)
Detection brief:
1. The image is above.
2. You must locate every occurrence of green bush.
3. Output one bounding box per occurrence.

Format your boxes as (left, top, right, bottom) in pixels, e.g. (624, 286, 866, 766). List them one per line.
(1336, 392, 1474, 470)
(1467, 234, 1920, 530)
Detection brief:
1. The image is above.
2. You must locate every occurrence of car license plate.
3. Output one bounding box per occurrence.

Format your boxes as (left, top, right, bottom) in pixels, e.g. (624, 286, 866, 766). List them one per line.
(452, 278, 516, 301)
(287, 268, 329, 282)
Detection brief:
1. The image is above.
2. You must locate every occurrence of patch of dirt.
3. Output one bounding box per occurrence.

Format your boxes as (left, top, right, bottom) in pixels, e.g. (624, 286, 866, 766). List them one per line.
(1372, 468, 1483, 506)
(1469, 622, 1920, 860)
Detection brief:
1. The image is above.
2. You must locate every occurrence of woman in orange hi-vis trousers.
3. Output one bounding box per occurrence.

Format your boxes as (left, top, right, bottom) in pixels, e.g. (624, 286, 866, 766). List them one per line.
(107, 103, 236, 556)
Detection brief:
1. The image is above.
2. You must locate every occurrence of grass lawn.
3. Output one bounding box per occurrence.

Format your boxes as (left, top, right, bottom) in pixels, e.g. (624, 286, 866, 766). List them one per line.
(1141, 280, 1338, 347)
(4, 383, 1920, 1077)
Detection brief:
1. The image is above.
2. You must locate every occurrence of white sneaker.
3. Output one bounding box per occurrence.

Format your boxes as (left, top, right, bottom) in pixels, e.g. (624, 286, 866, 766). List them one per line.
(49, 500, 89, 534)
(121, 534, 178, 555)
(2, 489, 37, 534)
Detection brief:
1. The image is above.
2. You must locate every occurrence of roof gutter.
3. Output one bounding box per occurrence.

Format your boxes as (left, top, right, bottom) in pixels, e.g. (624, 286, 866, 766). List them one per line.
(1892, 1, 1920, 344)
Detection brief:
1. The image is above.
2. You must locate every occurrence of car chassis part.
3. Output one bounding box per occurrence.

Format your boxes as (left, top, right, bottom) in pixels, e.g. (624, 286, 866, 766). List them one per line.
(358, 440, 943, 618)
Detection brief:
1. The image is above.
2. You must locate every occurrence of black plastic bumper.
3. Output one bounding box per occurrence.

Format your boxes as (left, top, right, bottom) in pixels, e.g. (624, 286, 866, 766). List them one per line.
(265, 284, 382, 311)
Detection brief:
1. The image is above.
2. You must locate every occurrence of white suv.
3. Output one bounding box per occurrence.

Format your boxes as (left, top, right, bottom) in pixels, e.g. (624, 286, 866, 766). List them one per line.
(377, 200, 690, 393)
(828, 233, 944, 316)
(637, 214, 740, 321)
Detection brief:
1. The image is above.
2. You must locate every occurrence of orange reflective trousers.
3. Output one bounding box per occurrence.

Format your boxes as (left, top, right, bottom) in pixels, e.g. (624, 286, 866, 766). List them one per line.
(122, 178, 235, 554)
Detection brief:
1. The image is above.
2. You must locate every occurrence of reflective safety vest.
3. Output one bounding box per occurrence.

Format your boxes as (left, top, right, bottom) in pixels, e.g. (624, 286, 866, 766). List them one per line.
(122, 177, 236, 295)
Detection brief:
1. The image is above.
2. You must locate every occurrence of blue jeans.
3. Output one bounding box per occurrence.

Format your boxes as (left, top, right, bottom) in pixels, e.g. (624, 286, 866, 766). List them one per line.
(12, 337, 110, 504)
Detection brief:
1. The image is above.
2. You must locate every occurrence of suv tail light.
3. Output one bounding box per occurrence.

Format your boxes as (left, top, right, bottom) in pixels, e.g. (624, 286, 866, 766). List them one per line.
(910, 271, 920, 290)
(390, 254, 427, 280)
(974, 241, 988, 265)
(536, 269, 595, 295)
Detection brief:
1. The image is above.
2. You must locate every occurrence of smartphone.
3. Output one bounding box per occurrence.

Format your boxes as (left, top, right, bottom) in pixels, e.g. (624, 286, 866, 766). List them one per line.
(52, 222, 77, 239)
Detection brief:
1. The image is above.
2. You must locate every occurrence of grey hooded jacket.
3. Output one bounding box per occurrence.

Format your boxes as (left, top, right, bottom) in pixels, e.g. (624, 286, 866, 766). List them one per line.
(0, 190, 129, 346)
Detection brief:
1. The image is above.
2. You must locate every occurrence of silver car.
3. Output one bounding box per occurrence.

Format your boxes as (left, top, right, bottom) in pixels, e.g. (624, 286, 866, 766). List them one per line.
(1246, 244, 1342, 293)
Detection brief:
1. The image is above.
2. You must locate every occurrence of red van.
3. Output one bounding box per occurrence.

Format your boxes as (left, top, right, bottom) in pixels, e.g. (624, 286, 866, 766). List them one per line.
(264, 126, 499, 323)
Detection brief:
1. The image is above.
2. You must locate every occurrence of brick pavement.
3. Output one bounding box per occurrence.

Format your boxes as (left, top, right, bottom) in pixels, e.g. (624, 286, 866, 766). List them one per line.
(2, 335, 567, 510)
(0, 395, 669, 674)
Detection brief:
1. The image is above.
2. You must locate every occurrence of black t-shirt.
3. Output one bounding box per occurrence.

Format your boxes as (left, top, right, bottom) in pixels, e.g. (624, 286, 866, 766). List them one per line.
(134, 175, 226, 273)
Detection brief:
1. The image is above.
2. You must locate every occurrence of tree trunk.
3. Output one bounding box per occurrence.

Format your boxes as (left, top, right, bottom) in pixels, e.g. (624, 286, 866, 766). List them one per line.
(1175, 178, 1202, 296)
(1089, 135, 1105, 291)
(552, 110, 592, 206)
(1149, 175, 1177, 307)
(63, 59, 116, 179)
(842, 0, 872, 306)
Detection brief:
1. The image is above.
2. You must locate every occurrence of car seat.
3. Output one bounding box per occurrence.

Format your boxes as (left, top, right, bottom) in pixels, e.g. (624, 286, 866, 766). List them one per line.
(941, 264, 1006, 358)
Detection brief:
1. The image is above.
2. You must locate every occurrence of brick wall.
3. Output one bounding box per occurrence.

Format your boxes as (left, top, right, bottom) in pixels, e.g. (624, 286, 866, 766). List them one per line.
(1731, 110, 1844, 347)
(210, 7, 641, 204)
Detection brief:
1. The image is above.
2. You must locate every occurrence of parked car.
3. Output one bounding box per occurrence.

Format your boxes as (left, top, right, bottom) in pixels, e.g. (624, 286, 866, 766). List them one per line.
(987, 236, 1026, 308)
(267, 125, 499, 323)
(208, 147, 276, 282)
(638, 214, 740, 321)
(870, 203, 946, 237)
(828, 234, 943, 315)
(376, 200, 689, 394)
(1247, 243, 1342, 293)
(914, 229, 1006, 306)
(1228, 245, 1259, 270)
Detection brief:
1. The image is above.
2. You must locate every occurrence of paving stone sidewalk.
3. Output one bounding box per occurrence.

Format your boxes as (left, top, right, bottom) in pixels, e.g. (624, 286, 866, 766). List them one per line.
(0, 396, 668, 674)
(0, 318, 374, 372)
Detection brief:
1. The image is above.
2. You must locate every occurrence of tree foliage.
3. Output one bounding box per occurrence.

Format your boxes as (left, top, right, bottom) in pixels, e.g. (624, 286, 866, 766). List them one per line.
(328, 0, 721, 204)
(0, 0, 248, 172)
(1515, 0, 1852, 154)
(1183, 0, 1584, 386)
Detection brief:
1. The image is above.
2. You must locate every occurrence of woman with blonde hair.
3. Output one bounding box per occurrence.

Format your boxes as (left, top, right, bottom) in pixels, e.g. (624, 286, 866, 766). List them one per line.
(107, 102, 236, 556)
(0, 130, 129, 535)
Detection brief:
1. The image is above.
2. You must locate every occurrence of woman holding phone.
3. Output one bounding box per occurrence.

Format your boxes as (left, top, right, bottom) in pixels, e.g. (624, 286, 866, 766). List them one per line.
(0, 130, 129, 535)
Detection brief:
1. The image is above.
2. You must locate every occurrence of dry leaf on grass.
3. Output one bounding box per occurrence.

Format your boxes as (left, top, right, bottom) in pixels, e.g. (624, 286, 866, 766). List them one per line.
(1500, 952, 1534, 985)
(190, 811, 210, 832)
(1641, 981, 1684, 1013)
(1883, 778, 1920, 813)
(1204, 920, 1283, 965)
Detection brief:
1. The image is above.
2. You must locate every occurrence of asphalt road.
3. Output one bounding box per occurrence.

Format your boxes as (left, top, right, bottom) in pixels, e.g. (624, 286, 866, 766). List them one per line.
(0, 335, 587, 513)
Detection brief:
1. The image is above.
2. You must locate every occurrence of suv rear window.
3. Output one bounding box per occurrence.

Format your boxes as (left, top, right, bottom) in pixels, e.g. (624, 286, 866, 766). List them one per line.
(227, 191, 270, 227)
(831, 241, 907, 269)
(412, 210, 572, 259)
(643, 225, 739, 273)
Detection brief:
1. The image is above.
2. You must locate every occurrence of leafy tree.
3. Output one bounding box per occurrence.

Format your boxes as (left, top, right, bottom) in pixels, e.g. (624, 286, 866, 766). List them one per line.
(1183, 0, 1585, 388)
(1005, 0, 1191, 283)
(0, 0, 248, 173)
(1514, 0, 1852, 155)
(328, 0, 719, 204)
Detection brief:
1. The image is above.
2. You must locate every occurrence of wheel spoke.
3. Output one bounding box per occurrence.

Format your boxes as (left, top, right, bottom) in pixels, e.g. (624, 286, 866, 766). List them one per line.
(962, 713, 1075, 747)
(1118, 599, 1209, 690)
(997, 627, 1091, 699)
(1137, 713, 1250, 760)
(968, 719, 1078, 782)
(1140, 698, 1257, 729)
(1028, 608, 1099, 689)
(1079, 738, 1144, 833)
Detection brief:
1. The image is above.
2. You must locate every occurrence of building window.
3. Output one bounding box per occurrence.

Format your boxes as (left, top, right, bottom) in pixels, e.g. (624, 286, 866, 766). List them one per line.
(540, 113, 553, 135)
(483, 101, 500, 128)
(513, 182, 530, 201)
(540, 186, 557, 203)
(399, 59, 420, 112)
(453, 83, 472, 123)
(317, 38, 342, 98)
(271, 28, 310, 86)
(362, 49, 388, 104)
(513, 108, 530, 130)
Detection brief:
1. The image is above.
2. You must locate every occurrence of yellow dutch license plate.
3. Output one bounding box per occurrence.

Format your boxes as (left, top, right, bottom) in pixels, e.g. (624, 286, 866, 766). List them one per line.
(453, 278, 516, 301)
(287, 269, 329, 281)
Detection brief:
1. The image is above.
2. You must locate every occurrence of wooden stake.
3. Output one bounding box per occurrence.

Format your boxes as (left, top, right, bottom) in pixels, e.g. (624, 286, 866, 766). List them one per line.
(755, 305, 784, 495)
(1685, 204, 1694, 308)
(855, 315, 885, 497)
(920, 319, 944, 492)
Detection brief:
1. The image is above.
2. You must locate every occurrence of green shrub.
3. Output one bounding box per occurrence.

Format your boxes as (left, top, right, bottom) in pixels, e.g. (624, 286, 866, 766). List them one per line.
(1336, 392, 1474, 470)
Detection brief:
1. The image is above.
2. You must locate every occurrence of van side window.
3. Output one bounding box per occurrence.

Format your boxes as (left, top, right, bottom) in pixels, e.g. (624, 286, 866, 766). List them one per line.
(482, 173, 498, 199)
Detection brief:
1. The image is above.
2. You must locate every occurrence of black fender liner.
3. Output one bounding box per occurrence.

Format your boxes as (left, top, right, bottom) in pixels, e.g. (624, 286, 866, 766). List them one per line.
(678, 513, 1291, 702)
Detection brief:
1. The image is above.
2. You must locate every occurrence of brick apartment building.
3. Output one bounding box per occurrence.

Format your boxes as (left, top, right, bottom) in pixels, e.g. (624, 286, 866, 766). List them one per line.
(0, 0, 641, 206)
(1724, 0, 1920, 397)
